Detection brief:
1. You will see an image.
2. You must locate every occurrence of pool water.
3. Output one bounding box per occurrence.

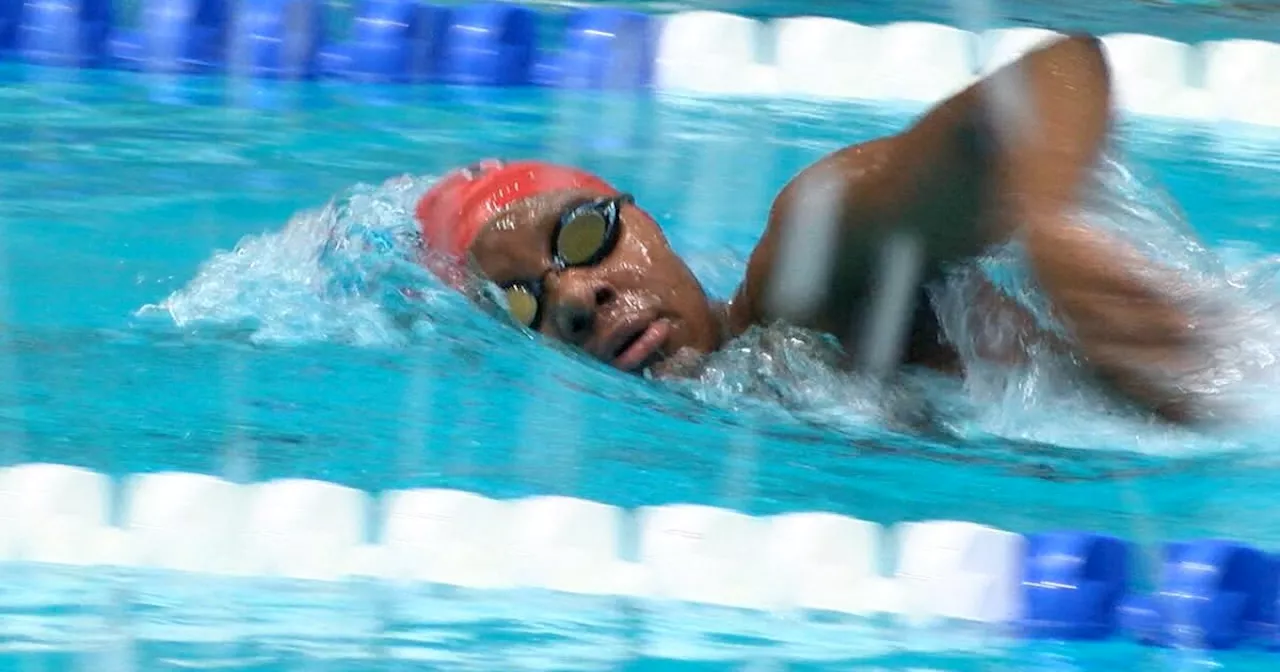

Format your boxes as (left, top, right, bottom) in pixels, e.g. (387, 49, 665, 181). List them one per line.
(3, 46, 1280, 671)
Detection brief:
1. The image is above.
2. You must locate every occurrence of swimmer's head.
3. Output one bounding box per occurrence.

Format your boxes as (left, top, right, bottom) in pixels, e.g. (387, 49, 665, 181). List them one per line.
(416, 159, 724, 373)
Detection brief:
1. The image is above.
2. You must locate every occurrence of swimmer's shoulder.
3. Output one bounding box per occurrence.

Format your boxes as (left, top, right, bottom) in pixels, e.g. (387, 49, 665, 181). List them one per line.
(726, 135, 898, 335)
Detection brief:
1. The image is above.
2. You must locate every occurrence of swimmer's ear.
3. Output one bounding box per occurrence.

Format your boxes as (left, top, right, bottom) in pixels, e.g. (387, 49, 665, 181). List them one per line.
(456, 253, 529, 330)
(474, 283, 520, 326)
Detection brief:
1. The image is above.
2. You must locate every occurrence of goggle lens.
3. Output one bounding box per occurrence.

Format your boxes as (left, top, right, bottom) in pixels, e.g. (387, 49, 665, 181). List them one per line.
(500, 194, 632, 330)
(556, 209, 610, 267)
(504, 285, 541, 329)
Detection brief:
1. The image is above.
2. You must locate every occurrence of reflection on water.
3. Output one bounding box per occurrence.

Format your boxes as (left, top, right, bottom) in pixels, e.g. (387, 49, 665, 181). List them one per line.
(0, 564, 1271, 671)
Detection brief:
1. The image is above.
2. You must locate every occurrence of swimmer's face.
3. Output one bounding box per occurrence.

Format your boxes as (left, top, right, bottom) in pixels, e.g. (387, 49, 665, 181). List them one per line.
(469, 188, 722, 373)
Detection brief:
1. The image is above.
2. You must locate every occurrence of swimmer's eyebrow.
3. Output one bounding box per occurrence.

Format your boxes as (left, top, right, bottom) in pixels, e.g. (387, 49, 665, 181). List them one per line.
(495, 194, 577, 275)
(534, 190, 599, 242)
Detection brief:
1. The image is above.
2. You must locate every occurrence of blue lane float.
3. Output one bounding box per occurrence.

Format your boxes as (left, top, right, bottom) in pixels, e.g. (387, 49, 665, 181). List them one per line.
(2, 0, 658, 89)
(0, 0, 1279, 134)
(1021, 532, 1131, 640)
(1119, 539, 1279, 650)
(110, 0, 226, 73)
(228, 0, 325, 79)
(437, 1, 535, 86)
(17, 0, 114, 67)
(12, 459, 1280, 655)
(533, 7, 654, 89)
(321, 0, 449, 83)
(0, 0, 20, 54)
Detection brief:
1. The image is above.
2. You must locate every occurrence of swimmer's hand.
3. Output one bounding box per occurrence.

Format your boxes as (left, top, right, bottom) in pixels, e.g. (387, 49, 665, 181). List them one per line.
(971, 35, 1217, 423)
(982, 38, 1216, 424)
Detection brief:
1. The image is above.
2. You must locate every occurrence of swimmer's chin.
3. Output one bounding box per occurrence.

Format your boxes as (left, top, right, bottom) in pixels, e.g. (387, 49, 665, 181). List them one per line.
(641, 346, 708, 380)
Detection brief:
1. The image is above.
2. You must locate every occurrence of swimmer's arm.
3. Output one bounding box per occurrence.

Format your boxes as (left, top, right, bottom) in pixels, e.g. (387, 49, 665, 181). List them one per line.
(729, 38, 1106, 364)
(969, 35, 1211, 421)
(733, 34, 1208, 421)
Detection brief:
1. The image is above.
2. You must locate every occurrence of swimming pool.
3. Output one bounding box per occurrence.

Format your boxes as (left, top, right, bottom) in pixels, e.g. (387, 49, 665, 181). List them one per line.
(4, 0, 1280, 669)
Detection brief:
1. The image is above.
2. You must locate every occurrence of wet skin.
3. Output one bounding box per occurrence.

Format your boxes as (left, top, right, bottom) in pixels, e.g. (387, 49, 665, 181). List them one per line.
(469, 188, 726, 373)
(465, 34, 1209, 424)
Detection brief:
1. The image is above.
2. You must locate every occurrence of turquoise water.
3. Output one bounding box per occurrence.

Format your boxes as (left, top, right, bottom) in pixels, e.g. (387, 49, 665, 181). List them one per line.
(3, 55, 1280, 669)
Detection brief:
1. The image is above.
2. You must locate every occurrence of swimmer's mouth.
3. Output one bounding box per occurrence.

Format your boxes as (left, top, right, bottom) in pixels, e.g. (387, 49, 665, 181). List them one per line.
(609, 318, 672, 372)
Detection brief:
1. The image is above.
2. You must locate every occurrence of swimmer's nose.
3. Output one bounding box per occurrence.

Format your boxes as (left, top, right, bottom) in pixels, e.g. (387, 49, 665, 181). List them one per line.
(548, 271, 616, 345)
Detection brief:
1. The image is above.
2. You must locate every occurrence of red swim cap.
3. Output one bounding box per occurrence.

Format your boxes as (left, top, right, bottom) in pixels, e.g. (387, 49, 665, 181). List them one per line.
(415, 159, 619, 261)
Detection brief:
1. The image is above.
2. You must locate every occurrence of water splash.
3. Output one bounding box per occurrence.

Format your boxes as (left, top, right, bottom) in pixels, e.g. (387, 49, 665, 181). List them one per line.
(930, 150, 1280, 453)
(137, 158, 1280, 458)
(136, 174, 445, 346)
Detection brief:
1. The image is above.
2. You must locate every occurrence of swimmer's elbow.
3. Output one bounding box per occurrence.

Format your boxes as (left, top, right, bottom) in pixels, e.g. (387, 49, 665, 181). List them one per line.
(1054, 33, 1112, 100)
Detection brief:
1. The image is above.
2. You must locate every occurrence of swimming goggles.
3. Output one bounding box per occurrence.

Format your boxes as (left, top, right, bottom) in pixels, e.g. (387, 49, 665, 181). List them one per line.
(498, 193, 634, 330)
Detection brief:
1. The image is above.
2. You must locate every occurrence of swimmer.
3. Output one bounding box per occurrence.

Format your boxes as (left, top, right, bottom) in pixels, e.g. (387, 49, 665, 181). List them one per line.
(414, 34, 1215, 425)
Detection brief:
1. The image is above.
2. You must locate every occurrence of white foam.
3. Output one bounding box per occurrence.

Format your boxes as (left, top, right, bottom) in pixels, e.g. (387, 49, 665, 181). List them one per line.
(1101, 33, 1206, 120)
(648, 15, 1280, 129)
(888, 520, 1025, 624)
(119, 472, 247, 574)
(772, 17, 882, 99)
(766, 512, 883, 614)
(0, 463, 113, 566)
(654, 11, 765, 95)
(771, 19, 975, 103)
(381, 488, 515, 589)
(510, 495, 626, 595)
(1204, 39, 1280, 127)
(877, 22, 977, 102)
(979, 27, 1063, 75)
(242, 478, 369, 581)
(23, 462, 1280, 646)
(635, 504, 770, 609)
(745, 63, 780, 97)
